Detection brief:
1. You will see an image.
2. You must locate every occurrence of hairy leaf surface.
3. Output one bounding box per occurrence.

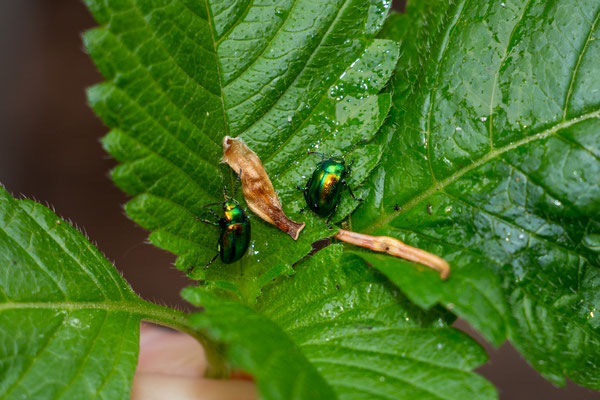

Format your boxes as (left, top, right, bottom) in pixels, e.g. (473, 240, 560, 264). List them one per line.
(0, 187, 193, 400)
(353, 0, 600, 389)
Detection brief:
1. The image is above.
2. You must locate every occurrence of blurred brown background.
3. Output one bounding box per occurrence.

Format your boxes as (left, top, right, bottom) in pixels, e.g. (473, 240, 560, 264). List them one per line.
(0, 1, 598, 399)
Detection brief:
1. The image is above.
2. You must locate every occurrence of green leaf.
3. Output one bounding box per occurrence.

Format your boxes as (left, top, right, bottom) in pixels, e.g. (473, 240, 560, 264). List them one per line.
(81, 0, 600, 395)
(182, 290, 337, 400)
(0, 187, 206, 399)
(83, 0, 399, 301)
(185, 245, 497, 400)
(354, 0, 600, 389)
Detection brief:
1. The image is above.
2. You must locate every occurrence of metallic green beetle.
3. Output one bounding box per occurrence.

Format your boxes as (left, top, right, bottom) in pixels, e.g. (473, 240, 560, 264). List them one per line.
(194, 175, 251, 269)
(297, 140, 366, 226)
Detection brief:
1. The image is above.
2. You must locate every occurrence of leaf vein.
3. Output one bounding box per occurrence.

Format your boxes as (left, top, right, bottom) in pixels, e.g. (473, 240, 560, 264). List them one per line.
(488, 0, 535, 149)
(562, 5, 600, 120)
(366, 108, 600, 235)
(425, 0, 471, 183)
(238, 0, 351, 138)
(0, 220, 70, 301)
(311, 356, 453, 400)
(0, 312, 68, 398)
(50, 311, 109, 400)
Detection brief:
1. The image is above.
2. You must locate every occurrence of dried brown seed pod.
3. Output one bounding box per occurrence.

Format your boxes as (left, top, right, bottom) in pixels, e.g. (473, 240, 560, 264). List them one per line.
(334, 229, 450, 279)
(222, 136, 305, 240)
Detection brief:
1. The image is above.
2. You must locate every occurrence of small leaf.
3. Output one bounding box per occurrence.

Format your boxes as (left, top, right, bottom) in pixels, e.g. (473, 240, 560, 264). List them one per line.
(0, 187, 203, 399)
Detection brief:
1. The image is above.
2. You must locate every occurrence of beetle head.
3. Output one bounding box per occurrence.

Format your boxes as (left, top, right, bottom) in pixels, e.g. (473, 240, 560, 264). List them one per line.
(223, 199, 238, 210)
(330, 156, 345, 165)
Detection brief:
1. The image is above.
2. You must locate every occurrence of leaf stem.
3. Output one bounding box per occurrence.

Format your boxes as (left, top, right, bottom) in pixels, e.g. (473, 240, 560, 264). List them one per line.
(136, 300, 231, 379)
(0, 300, 231, 378)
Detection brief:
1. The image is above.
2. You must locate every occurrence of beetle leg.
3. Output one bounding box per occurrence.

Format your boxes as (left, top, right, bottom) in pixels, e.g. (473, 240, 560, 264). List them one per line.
(205, 253, 219, 268)
(187, 251, 218, 274)
(347, 158, 355, 170)
(343, 180, 363, 202)
(204, 208, 219, 219)
(298, 205, 307, 214)
(196, 217, 219, 226)
(296, 185, 306, 191)
(326, 206, 338, 230)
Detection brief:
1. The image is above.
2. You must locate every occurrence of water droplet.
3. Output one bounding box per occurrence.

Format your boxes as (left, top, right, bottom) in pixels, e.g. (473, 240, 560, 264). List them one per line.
(553, 199, 562, 207)
(480, 116, 487, 122)
(582, 233, 600, 252)
(444, 206, 452, 213)
(501, 2, 506, 7)
(287, 115, 292, 123)
(591, 311, 595, 318)
(69, 317, 81, 328)
(437, 343, 443, 350)
(455, 126, 462, 131)
(379, 376, 386, 382)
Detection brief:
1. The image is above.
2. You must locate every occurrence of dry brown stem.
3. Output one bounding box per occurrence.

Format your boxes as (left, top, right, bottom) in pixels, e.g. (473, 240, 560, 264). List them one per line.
(334, 229, 450, 279)
(222, 136, 305, 240)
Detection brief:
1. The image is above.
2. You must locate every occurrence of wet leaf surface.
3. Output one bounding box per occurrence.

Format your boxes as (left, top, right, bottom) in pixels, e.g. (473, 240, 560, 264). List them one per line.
(84, 0, 398, 301)
(352, 0, 600, 389)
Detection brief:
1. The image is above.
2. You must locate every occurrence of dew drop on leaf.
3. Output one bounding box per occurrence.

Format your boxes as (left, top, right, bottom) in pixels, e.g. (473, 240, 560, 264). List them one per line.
(582, 233, 600, 252)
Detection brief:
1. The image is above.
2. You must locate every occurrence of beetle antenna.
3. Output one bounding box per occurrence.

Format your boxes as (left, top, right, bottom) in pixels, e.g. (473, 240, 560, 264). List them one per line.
(344, 139, 368, 157)
(308, 151, 326, 162)
(232, 169, 242, 198)
(222, 185, 229, 200)
(201, 202, 222, 208)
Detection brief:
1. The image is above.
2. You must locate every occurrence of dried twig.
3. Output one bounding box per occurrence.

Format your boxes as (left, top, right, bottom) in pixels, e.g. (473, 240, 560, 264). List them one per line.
(334, 229, 450, 279)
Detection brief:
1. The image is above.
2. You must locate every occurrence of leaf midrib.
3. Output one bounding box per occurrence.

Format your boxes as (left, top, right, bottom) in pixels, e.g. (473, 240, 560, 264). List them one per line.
(425, 0, 469, 185)
(200, 0, 229, 137)
(364, 108, 600, 236)
(563, 5, 600, 120)
(50, 312, 110, 400)
(0, 300, 188, 329)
